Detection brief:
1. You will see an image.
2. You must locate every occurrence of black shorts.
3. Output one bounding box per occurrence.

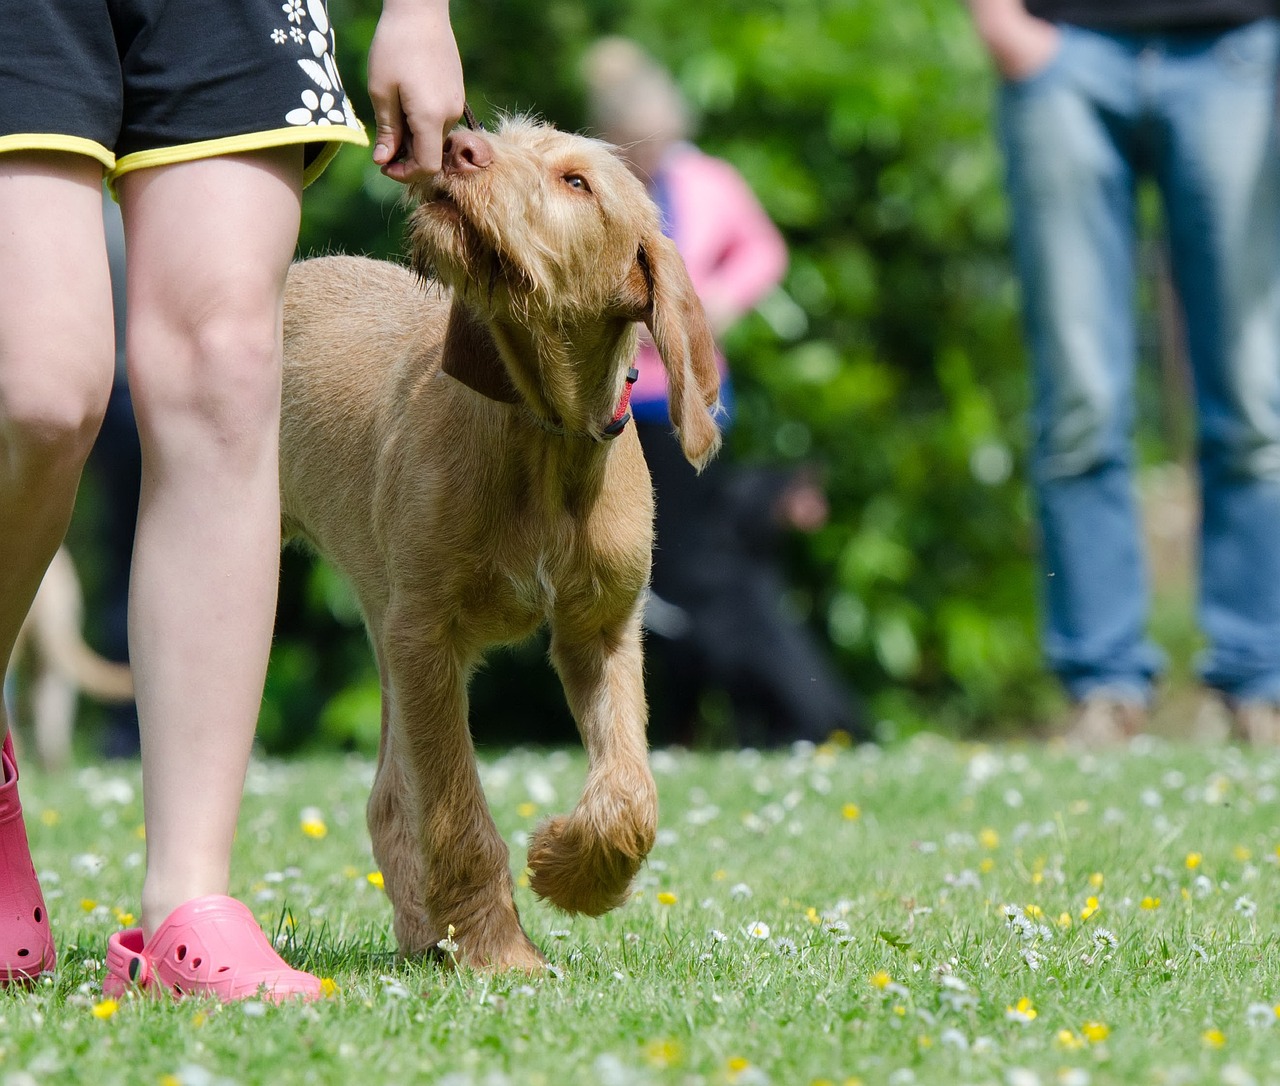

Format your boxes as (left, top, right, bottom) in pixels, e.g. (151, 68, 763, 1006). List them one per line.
(0, 0, 368, 188)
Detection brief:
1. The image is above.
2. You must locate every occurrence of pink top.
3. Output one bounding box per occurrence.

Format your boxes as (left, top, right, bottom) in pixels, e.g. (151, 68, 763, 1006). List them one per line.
(633, 142, 788, 418)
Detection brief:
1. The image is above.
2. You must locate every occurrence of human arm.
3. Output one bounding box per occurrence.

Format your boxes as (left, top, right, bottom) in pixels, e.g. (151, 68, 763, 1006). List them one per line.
(964, 0, 1059, 80)
(368, 0, 465, 183)
(678, 154, 789, 336)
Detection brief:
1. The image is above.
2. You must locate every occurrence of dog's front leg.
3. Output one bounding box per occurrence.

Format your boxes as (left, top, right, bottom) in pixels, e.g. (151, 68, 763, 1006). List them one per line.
(380, 630, 547, 973)
(532, 609, 657, 915)
(367, 662, 436, 956)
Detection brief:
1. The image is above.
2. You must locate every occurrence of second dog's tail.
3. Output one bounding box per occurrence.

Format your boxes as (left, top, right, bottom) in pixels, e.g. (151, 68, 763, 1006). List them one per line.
(29, 549, 134, 702)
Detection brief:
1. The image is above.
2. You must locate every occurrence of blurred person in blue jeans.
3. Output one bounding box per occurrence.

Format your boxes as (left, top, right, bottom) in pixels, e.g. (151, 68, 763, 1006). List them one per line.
(966, 0, 1280, 743)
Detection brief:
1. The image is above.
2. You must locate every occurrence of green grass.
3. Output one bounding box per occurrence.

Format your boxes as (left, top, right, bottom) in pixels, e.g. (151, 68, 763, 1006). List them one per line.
(7, 736, 1280, 1084)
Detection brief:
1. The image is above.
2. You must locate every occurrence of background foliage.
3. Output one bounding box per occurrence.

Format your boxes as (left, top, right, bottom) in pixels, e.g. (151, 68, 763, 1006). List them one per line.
(265, 0, 1056, 751)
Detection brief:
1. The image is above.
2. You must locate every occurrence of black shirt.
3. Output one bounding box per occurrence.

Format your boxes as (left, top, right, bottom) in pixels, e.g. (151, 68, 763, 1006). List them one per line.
(1026, 0, 1276, 28)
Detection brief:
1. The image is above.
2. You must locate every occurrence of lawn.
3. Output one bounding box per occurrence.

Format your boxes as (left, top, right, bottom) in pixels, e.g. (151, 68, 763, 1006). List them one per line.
(5, 734, 1280, 1085)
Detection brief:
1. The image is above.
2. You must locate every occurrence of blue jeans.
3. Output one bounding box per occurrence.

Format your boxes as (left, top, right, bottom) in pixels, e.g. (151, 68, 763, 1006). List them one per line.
(998, 19, 1280, 703)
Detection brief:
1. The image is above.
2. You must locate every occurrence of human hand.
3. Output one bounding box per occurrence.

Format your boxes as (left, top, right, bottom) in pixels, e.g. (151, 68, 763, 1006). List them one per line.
(368, 0, 465, 183)
(775, 472, 829, 533)
(966, 0, 1060, 81)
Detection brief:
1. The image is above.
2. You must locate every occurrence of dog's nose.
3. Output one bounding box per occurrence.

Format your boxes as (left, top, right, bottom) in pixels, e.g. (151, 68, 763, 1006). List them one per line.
(442, 130, 492, 173)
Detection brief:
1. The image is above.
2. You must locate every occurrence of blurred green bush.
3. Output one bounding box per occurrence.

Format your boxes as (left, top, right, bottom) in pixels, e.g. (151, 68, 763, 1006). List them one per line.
(267, 0, 1059, 751)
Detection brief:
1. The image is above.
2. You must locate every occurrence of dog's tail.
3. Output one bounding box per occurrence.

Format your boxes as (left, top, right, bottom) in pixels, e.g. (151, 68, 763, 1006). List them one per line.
(27, 549, 134, 703)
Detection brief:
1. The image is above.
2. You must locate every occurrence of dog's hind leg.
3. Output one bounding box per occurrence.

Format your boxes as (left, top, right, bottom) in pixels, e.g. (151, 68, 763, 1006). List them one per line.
(531, 608, 657, 915)
(382, 629, 546, 973)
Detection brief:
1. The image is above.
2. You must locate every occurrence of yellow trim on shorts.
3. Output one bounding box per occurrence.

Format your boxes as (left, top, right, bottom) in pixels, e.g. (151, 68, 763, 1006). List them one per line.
(109, 124, 370, 191)
(0, 134, 116, 170)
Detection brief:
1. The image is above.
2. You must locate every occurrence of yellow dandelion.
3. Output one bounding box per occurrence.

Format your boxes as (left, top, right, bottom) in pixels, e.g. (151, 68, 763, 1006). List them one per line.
(1007, 996, 1037, 1021)
(917, 1034, 933, 1049)
(300, 819, 327, 839)
(161, 1077, 182, 1086)
(979, 827, 1000, 850)
(842, 803, 861, 821)
(712, 869, 728, 881)
(806, 907, 820, 925)
(91, 998, 118, 1020)
(134, 823, 147, 840)
(870, 970, 892, 990)
(80, 898, 97, 913)
(1057, 911, 1073, 929)
(1234, 845, 1252, 863)
(1081, 895, 1099, 921)
(112, 908, 135, 927)
(1025, 903, 1044, 919)
(643, 1038, 683, 1069)
(892, 1004, 906, 1016)
(516, 871, 530, 889)
(979, 857, 996, 874)
(1082, 1021, 1110, 1043)
(39, 809, 60, 827)
(727, 1056, 751, 1078)
(1088, 872, 1104, 889)
(1202, 1028, 1226, 1049)
(1055, 1029, 1083, 1050)
(1185, 851, 1202, 870)
(320, 977, 339, 998)
(191, 1011, 207, 1028)
(657, 891, 678, 906)
(1031, 870, 1044, 886)
(366, 871, 385, 889)
(1140, 896, 1160, 910)
(516, 801, 538, 818)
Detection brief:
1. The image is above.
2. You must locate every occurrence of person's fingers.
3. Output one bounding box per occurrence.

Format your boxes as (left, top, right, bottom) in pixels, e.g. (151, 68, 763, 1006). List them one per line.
(370, 85, 404, 167)
(381, 104, 460, 183)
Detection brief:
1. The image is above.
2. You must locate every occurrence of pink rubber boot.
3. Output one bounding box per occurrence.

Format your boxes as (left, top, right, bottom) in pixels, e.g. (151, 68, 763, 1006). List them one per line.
(104, 895, 322, 1002)
(0, 732, 56, 983)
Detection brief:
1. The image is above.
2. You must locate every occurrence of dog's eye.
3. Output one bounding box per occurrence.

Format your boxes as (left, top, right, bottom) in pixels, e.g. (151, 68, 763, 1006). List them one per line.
(563, 174, 592, 193)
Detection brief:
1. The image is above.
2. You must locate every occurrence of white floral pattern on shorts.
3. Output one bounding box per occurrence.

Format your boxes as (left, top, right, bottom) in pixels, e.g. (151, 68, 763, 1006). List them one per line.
(274, 0, 361, 131)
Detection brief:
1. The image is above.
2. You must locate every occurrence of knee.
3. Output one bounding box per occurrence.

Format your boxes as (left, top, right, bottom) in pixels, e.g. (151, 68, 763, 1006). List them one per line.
(0, 359, 112, 480)
(128, 302, 283, 458)
(1033, 378, 1127, 481)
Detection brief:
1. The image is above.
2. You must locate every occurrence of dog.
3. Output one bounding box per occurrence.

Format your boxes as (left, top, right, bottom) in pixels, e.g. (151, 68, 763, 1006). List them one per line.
(279, 117, 721, 971)
(6, 547, 134, 771)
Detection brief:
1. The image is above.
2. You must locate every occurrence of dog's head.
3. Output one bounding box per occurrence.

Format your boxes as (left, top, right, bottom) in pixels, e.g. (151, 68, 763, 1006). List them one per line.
(409, 117, 720, 469)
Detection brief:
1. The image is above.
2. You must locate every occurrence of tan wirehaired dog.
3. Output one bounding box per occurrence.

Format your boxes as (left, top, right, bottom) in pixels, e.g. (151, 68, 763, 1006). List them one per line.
(279, 117, 720, 971)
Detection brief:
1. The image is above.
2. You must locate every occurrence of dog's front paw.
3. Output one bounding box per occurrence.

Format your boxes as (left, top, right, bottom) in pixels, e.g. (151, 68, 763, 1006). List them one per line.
(526, 814, 649, 916)
(439, 913, 548, 974)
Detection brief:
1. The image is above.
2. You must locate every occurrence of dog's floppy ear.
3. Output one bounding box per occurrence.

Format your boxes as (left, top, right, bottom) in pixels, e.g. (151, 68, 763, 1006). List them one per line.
(623, 232, 722, 471)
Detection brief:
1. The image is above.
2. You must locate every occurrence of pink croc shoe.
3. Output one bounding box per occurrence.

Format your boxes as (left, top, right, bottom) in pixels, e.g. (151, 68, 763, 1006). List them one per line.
(0, 732, 56, 983)
(104, 895, 321, 1003)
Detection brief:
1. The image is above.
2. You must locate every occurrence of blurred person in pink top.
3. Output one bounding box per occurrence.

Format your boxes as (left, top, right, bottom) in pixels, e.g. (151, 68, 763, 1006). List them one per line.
(583, 38, 867, 748)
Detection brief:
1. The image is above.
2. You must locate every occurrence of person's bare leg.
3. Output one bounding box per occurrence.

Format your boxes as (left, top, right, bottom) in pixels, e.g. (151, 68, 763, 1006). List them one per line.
(0, 155, 114, 697)
(117, 149, 302, 935)
(0, 153, 112, 980)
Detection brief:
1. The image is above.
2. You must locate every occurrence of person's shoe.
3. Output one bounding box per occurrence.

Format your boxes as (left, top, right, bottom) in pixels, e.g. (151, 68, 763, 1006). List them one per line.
(103, 894, 321, 1003)
(1229, 701, 1280, 746)
(0, 732, 56, 984)
(1063, 694, 1147, 748)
